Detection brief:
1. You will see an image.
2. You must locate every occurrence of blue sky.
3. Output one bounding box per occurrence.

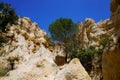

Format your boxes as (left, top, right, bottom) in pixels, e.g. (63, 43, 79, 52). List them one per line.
(1, 0, 111, 33)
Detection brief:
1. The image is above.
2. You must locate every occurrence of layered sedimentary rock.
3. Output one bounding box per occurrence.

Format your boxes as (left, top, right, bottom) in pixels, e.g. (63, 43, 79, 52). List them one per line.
(76, 0, 120, 80)
(77, 18, 114, 80)
(77, 18, 113, 49)
(102, 0, 120, 80)
(0, 17, 90, 80)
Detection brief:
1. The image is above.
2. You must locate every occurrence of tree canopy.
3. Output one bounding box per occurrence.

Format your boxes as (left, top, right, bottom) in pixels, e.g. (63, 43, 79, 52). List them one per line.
(49, 18, 78, 62)
(0, 2, 18, 46)
(49, 18, 77, 42)
(0, 2, 18, 32)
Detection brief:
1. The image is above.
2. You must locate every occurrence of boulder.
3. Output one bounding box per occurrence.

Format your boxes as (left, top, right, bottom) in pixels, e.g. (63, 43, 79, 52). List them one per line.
(55, 58, 91, 80)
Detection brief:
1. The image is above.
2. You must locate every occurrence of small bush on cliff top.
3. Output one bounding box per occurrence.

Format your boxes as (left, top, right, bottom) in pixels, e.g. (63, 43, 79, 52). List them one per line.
(0, 2, 18, 46)
(0, 2, 18, 32)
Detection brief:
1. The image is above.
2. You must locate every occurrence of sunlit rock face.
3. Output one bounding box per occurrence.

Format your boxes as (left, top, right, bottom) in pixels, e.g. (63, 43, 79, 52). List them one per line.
(76, 17, 114, 80)
(55, 58, 91, 80)
(0, 17, 55, 80)
(0, 17, 90, 80)
(77, 18, 114, 49)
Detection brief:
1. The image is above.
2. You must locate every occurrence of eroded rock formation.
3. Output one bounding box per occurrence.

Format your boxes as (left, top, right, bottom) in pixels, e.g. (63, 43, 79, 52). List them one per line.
(55, 58, 91, 80)
(0, 0, 120, 79)
(0, 17, 91, 80)
(102, 0, 120, 80)
(77, 18, 113, 49)
(77, 17, 114, 80)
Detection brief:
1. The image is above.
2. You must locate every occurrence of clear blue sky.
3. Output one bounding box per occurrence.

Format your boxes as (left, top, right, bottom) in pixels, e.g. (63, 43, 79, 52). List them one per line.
(1, 0, 111, 33)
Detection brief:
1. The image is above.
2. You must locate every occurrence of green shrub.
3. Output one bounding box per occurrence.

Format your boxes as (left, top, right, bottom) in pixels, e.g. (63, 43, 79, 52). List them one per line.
(0, 66, 8, 76)
(71, 48, 97, 73)
(97, 47, 104, 54)
(70, 37, 109, 72)
(0, 30, 9, 47)
(44, 35, 55, 47)
(0, 2, 18, 32)
(0, 2, 18, 46)
(49, 18, 77, 62)
(99, 37, 109, 48)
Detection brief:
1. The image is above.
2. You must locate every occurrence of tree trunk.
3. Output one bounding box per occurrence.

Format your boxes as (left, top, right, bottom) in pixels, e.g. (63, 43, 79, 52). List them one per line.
(65, 52, 68, 63)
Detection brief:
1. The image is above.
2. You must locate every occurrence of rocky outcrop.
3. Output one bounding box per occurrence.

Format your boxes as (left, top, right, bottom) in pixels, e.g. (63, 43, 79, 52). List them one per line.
(77, 17, 114, 80)
(102, 0, 120, 80)
(0, 17, 90, 80)
(75, 0, 120, 80)
(55, 58, 91, 80)
(2, 0, 119, 79)
(0, 17, 56, 79)
(77, 18, 113, 49)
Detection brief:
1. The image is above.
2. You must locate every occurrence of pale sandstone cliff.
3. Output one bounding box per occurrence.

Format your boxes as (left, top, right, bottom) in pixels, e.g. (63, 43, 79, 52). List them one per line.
(77, 18, 113, 49)
(0, 0, 120, 79)
(77, 18, 114, 80)
(0, 17, 91, 80)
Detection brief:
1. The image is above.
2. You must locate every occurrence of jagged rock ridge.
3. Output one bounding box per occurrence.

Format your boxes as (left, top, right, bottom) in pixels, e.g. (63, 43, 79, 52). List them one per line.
(77, 18, 113, 49)
(76, 18, 114, 80)
(0, 17, 91, 80)
(0, 0, 120, 79)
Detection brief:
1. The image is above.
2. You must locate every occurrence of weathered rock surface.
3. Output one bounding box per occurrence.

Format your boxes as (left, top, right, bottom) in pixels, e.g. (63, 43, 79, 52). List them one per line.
(102, 47, 120, 80)
(77, 18, 113, 49)
(1, 0, 119, 79)
(102, 0, 120, 80)
(55, 58, 91, 80)
(0, 17, 91, 80)
(77, 17, 114, 80)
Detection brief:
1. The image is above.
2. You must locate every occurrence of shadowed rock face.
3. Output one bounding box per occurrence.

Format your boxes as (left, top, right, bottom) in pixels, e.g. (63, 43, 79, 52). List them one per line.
(54, 55, 65, 66)
(102, 47, 120, 80)
(102, 0, 120, 80)
(110, 0, 120, 43)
